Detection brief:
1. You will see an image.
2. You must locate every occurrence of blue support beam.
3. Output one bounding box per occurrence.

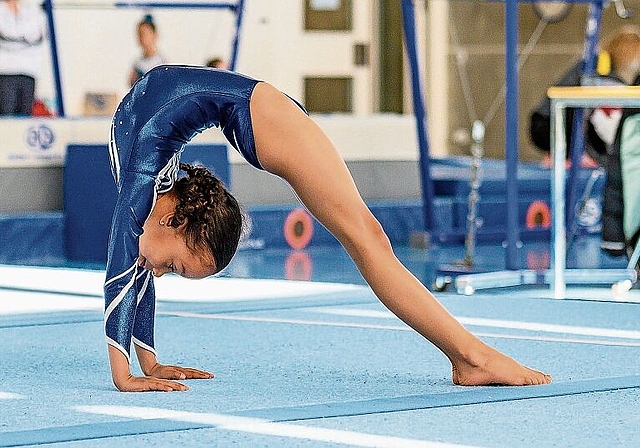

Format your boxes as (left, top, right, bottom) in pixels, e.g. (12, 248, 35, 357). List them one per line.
(504, 0, 520, 269)
(229, 0, 245, 71)
(400, 0, 435, 232)
(566, 2, 603, 229)
(42, 0, 65, 116)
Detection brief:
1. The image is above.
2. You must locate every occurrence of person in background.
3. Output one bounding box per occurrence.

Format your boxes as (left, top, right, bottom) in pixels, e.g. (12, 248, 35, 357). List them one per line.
(529, 26, 640, 168)
(599, 29, 640, 260)
(0, 0, 46, 116)
(206, 56, 228, 70)
(129, 13, 166, 87)
(589, 26, 640, 150)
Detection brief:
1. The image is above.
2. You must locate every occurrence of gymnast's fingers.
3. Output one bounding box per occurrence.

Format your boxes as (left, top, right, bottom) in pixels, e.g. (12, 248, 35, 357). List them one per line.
(117, 375, 189, 392)
(152, 364, 214, 380)
(144, 378, 189, 392)
(177, 367, 215, 379)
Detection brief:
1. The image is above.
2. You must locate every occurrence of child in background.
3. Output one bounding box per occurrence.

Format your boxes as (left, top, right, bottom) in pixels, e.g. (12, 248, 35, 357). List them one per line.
(129, 14, 166, 87)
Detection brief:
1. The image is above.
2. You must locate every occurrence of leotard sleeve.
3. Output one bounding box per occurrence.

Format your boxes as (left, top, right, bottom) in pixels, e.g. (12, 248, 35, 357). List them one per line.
(104, 166, 167, 362)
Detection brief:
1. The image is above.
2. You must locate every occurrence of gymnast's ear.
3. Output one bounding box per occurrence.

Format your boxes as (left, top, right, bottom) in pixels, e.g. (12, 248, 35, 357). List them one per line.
(159, 212, 174, 227)
(162, 212, 188, 230)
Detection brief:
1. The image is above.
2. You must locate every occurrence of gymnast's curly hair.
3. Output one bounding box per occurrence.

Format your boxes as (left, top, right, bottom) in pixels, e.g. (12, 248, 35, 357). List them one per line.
(170, 163, 244, 274)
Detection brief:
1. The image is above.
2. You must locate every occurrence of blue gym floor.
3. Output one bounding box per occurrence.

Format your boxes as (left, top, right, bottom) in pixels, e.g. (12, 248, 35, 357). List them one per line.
(1, 238, 639, 447)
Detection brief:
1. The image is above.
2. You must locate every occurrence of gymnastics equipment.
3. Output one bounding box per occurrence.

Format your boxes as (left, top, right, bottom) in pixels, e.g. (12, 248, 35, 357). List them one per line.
(431, 120, 486, 292)
(461, 120, 485, 269)
(401, 0, 531, 280)
(402, 0, 636, 296)
(546, 85, 639, 299)
(41, 0, 246, 117)
(435, 1, 551, 283)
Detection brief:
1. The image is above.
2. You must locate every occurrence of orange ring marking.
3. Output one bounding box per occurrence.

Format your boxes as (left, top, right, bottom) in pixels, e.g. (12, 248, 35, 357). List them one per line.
(525, 200, 551, 229)
(284, 208, 314, 250)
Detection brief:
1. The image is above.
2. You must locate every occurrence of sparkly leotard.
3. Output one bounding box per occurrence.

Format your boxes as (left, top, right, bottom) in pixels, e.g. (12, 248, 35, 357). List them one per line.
(104, 65, 269, 361)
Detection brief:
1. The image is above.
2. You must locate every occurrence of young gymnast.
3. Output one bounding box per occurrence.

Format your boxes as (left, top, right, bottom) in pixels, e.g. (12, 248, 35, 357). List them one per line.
(105, 65, 552, 392)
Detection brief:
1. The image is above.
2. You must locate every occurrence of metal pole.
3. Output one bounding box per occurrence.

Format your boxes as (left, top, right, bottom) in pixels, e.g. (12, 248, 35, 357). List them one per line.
(42, 0, 65, 116)
(566, 1, 603, 228)
(504, 0, 520, 269)
(400, 0, 435, 231)
(229, 0, 245, 71)
(551, 98, 567, 299)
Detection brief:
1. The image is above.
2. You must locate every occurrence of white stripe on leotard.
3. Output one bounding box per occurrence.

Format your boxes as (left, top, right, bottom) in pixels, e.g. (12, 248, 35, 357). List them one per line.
(106, 336, 131, 364)
(108, 120, 120, 184)
(136, 269, 151, 305)
(132, 337, 157, 356)
(155, 152, 180, 194)
(105, 263, 136, 287)
(104, 263, 137, 324)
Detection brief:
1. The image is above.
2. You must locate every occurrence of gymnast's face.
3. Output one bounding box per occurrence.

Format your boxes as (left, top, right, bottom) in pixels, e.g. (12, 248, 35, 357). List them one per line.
(138, 217, 216, 280)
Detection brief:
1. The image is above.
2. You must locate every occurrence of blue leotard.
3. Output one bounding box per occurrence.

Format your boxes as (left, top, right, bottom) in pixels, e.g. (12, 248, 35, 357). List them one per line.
(104, 65, 268, 362)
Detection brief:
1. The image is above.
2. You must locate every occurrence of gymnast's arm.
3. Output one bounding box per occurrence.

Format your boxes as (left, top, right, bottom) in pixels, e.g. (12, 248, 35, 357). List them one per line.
(106, 272, 213, 391)
(132, 279, 214, 386)
(104, 174, 213, 391)
(103, 177, 184, 391)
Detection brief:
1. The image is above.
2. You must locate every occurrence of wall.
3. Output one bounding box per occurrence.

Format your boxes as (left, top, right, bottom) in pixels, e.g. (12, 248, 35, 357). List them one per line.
(0, 115, 421, 212)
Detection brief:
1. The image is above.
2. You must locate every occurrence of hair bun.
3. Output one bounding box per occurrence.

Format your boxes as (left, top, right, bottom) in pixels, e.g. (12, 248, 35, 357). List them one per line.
(177, 163, 225, 217)
(173, 163, 244, 274)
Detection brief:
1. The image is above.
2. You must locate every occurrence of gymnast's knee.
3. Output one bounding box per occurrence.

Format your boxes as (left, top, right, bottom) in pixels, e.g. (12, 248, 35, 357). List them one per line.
(343, 213, 392, 255)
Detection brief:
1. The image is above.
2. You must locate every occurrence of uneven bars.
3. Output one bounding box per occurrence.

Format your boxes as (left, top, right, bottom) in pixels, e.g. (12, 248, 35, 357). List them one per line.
(42, 0, 244, 116)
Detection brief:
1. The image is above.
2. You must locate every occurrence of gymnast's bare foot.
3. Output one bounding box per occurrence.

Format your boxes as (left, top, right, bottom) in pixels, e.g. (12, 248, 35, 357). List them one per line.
(451, 342, 552, 386)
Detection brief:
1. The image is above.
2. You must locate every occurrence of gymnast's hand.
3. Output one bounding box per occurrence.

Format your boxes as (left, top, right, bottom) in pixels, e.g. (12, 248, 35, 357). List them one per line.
(115, 373, 190, 392)
(108, 344, 213, 392)
(145, 362, 215, 382)
(135, 343, 214, 383)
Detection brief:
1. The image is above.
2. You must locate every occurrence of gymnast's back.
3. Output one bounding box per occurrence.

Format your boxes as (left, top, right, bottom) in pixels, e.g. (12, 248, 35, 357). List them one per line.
(110, 65, 263, 184)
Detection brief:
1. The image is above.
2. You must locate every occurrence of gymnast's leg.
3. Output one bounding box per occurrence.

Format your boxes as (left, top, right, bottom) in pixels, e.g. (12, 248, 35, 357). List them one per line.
(250, 82, 551, 386)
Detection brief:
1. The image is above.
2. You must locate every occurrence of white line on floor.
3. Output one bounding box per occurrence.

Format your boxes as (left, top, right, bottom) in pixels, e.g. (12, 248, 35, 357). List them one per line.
(312, 308, 640, 340)
(163, 311, 409, 330)
(160, 311, 640, 346)
(0, 290, 103, 315)
(75, 405, 476, 448)
(0, 391, 24, 400)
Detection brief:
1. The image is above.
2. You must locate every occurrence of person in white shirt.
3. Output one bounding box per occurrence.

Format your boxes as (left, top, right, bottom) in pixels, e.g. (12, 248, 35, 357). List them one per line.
(0, 0, 46, 115)
(128, 14, 166, 87)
